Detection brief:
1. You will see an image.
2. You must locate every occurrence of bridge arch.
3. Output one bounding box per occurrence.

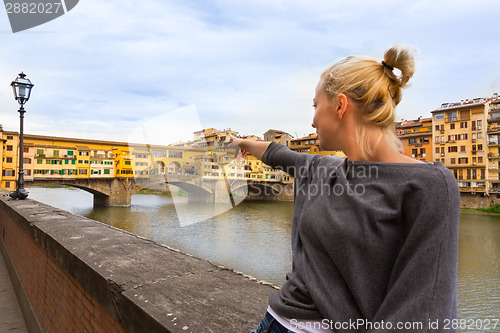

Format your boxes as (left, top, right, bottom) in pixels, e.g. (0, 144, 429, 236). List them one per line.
(155, 161, 166, 174)
(167, 162, 182, 174)
(165, 180, 214, 202)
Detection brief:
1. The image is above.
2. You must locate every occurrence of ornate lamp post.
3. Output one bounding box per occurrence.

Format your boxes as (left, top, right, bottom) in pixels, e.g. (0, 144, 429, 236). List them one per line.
(10, 72, 34, 200)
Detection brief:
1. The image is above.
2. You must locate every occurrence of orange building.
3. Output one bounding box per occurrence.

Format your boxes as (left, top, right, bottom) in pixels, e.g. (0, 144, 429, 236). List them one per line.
(289, 133, 345, 156)
(396, 117, 433, 162)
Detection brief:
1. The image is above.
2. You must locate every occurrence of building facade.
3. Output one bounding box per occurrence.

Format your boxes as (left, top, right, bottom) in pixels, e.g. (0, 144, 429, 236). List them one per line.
(396, 117, 433, 162)
(431, 98, 488, 193)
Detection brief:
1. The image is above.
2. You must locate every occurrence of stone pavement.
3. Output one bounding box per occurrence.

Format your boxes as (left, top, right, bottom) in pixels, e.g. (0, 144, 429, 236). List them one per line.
(0, 250, 28, 333)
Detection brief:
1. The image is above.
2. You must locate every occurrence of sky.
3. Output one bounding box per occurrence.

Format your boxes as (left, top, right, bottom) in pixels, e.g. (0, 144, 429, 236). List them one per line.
(1, 0, 500, 145)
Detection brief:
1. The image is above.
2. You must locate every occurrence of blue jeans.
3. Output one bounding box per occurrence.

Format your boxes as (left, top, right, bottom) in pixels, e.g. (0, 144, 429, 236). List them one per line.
(250, 311, 295, 333)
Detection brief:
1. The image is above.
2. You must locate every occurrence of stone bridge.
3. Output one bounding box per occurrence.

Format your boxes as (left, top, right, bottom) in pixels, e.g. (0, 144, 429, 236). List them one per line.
(25, 175, 294, 207)
(27, 177, 141, 207)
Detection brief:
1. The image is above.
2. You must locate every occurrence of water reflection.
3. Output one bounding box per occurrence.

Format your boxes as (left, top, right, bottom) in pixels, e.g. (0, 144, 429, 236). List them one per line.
(457, 213, 500, 323)
(27, 187, 499, 327)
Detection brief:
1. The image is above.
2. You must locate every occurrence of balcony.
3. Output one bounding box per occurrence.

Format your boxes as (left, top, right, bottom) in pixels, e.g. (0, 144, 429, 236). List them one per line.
(459, 187, 486, 193)
(488, 141, 499, 146)
(488, 153, 500, 159)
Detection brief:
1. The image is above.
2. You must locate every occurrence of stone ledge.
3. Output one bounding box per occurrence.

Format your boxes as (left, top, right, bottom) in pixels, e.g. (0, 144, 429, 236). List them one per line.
(0, 194, 276, 332)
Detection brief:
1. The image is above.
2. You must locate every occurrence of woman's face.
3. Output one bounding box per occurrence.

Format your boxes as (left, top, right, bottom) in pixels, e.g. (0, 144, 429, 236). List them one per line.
(312, 79, 343, 151)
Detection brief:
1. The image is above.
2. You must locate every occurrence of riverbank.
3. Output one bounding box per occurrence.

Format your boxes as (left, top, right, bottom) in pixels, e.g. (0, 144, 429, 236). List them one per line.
(460, 205, 500, 216)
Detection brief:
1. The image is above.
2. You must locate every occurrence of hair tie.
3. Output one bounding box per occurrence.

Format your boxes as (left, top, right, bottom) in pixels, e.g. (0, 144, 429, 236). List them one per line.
(381, 61, 394, 71)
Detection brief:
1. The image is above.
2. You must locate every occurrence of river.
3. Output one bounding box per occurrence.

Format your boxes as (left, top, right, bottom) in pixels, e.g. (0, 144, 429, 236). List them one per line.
(27, 187, 499, 331)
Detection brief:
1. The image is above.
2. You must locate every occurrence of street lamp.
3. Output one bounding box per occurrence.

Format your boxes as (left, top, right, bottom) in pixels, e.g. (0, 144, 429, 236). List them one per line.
(10, 72, 34, 200)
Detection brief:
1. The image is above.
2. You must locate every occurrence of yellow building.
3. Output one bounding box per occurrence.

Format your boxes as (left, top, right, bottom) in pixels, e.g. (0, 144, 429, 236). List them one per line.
(487, 94, 500, 192)
(431, 98, 488, 192)
(0, 128, 20, 191)
(396, 117, 433, 162)
(263, 129, 293, 146)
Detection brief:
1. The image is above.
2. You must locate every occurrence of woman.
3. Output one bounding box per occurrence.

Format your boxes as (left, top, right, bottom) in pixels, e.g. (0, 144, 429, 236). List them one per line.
(232, 45, 460, 333)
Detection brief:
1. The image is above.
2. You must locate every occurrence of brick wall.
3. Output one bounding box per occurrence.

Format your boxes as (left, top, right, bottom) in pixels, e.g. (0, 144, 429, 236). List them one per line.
(0, 202, 126, 333)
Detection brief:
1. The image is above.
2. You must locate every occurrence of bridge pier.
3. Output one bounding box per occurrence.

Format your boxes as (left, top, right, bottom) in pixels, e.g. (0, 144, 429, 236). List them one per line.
(99, 178, 135, 207)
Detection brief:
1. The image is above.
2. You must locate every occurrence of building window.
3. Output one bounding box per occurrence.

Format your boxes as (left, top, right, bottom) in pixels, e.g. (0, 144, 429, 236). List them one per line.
(168, 151, 183, 158)
(5, 182, 10, 188)
(478, 156, 483, 163)
(125, 161, 131, 165)
(67, 150, 74, 156)
(23, 147, 29, 153)
(448, 146, 457, 153)
(460, 121, 468, 128)
(37, 159, 42, 164)
(37, 149, 44, 155)
(477, 120, 482, 130)
(460, 146, 466, 152)
(53, 150, 59, 157)
(6, 136, 13, 140)
(104, 169, 110, 175)
(450, 123, 455, 130)
(450, 158, 456, 164)
(478, 144, 483, 150)
(6, 157, 12, 163)
(79, 151, 89, 156)
(447, 112, 457, 122)
(434, 113, 444, 119)
(481, 169, 485, 179)
(478, 132, 482, 139)
(6, 145, 13, 151)
(23, 158, 30, 164)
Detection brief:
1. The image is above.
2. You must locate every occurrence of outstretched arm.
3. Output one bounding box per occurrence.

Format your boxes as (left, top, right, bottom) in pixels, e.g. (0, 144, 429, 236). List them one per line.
(229, 136, 271, 160)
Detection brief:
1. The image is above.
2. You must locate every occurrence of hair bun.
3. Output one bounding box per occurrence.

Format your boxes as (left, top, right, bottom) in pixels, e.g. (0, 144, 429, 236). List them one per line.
(383, 45, 415, 88)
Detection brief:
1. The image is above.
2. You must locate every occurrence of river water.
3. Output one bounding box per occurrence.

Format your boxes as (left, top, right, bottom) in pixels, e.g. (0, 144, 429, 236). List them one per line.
(27, 187, 499, 331)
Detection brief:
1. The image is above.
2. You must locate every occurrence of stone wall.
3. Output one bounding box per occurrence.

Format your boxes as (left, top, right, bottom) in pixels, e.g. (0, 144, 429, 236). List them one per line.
(459, 192, 500, 208)
(0, 194, 275, 332)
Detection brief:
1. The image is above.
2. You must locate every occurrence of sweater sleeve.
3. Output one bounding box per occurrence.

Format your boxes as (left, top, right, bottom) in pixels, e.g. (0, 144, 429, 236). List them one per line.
(369, 164, 460, 332)
(261, 142, 303, 177)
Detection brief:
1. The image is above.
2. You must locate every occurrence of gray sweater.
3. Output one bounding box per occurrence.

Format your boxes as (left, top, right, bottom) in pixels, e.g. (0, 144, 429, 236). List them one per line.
(262, 142, 460, 332)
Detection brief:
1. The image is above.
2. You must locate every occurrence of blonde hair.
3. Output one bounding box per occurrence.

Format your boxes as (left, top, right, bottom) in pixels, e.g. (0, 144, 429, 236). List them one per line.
(321, 45, 415, 160)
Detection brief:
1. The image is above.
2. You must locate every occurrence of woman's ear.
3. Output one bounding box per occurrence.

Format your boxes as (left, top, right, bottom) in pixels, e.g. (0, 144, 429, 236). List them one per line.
(336, 93, 349, 120)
